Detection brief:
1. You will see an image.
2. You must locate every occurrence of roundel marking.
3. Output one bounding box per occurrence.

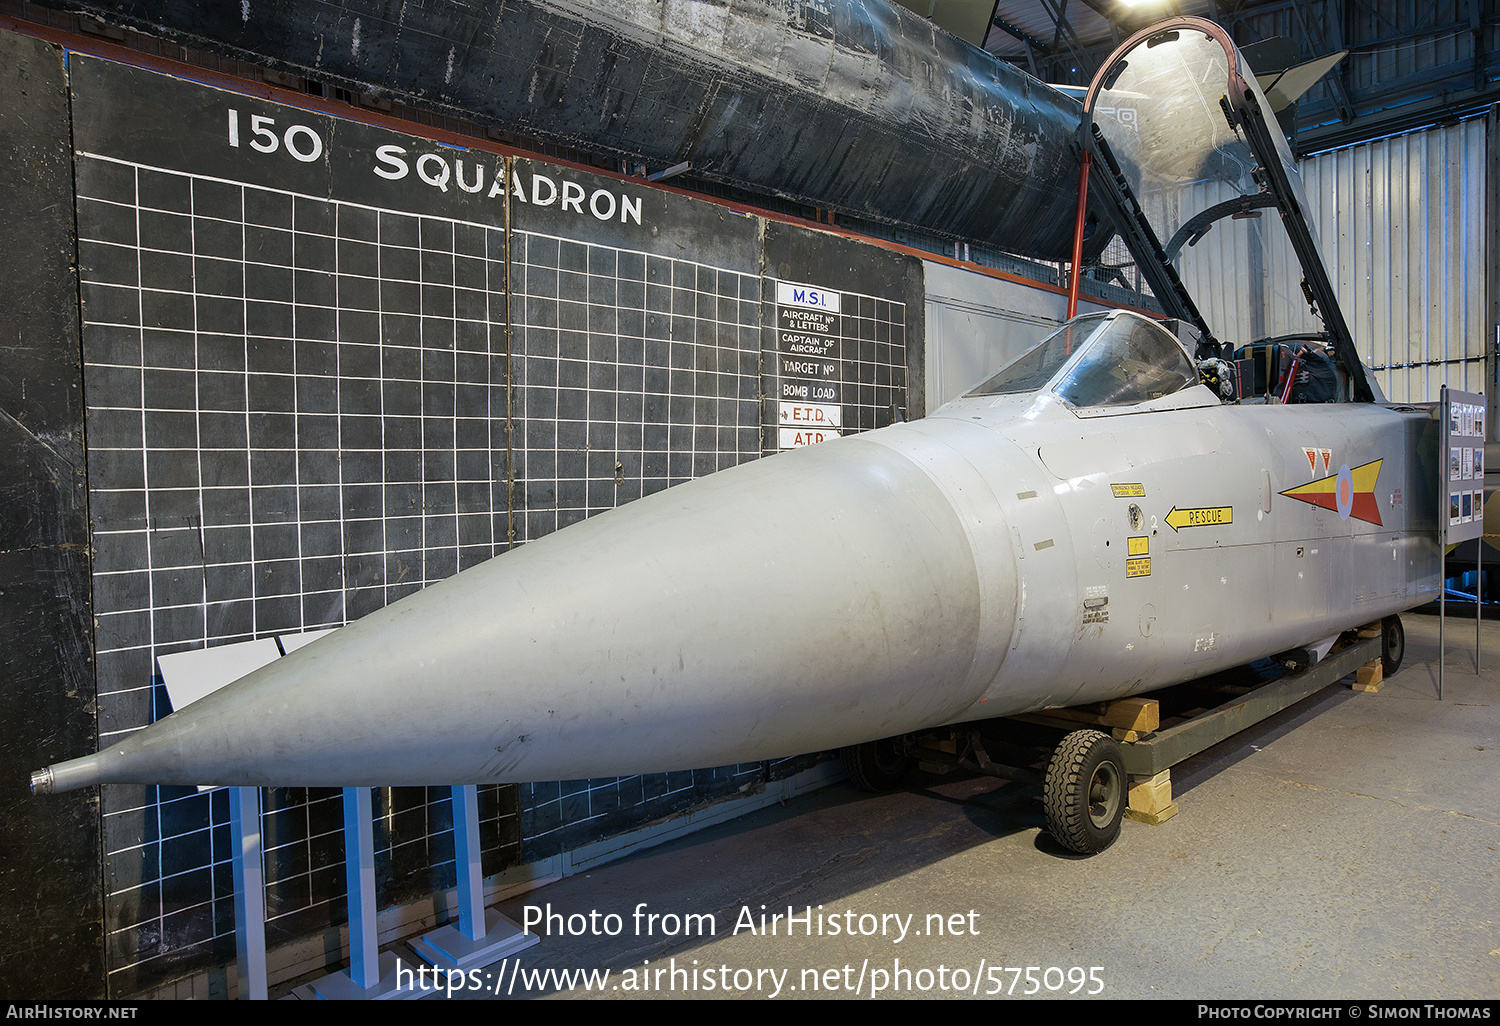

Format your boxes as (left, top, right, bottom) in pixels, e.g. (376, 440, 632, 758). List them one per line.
(1335, 464, 1355, 519)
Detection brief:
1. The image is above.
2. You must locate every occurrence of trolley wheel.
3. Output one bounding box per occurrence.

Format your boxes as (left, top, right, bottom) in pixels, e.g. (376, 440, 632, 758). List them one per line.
(840, 737, 913, 792)
(1381, 615, 1405, 676)
(1043, 729, 1126, 855)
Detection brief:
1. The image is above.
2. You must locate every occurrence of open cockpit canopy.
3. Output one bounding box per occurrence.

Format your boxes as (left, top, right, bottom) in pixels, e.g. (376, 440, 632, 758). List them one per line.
(969, 311, 1199, 408)
(1080, 18, 1374, 402)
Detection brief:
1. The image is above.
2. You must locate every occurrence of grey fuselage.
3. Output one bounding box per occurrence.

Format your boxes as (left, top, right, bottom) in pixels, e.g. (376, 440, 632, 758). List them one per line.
(915, 386, 1438, 712)
(33, 380, 1441, 793)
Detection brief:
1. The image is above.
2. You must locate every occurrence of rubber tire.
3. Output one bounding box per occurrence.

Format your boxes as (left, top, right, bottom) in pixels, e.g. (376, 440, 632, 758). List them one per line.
(1381, 615, 1405, 676)
(1043, 729, 1126, 855)
(841, 738, 914, 792)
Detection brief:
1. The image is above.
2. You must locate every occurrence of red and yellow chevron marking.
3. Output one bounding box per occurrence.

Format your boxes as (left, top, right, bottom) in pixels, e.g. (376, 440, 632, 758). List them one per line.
(1280, 459, 1383, 525)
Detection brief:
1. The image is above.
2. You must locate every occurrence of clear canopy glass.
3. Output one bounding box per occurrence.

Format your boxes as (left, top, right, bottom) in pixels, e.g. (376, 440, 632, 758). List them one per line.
(1089, 25, 1325, 345)
(969, 311, 1198, 408)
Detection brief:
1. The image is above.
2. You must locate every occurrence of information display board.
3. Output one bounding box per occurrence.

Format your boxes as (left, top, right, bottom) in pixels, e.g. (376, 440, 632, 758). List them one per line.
(761, 223, 921, 454)
(1442, 386, 1486, 545)
(774, 280, 860, 448)
(1438, 384, 1486, 699)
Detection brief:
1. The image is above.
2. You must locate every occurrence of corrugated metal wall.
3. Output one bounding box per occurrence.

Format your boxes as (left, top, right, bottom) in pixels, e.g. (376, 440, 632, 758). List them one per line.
(1220, 0, 1500, 142)
(1167, 176, 1326, 348)
(1100, 117, 1487, 406)
(925, 118, 1491, 411)
(1301, 117, 1488, 401)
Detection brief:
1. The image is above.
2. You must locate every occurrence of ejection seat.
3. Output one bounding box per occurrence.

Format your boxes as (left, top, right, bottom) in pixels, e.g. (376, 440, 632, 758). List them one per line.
(1235, 338, 1343, 403)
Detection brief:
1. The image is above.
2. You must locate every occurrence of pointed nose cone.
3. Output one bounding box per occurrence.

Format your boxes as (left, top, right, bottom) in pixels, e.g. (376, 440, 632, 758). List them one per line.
(37, 430, 1010, 792)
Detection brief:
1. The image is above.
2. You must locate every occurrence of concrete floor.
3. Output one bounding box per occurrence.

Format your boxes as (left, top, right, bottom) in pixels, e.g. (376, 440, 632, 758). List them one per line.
(433, 610, 1497, 1000)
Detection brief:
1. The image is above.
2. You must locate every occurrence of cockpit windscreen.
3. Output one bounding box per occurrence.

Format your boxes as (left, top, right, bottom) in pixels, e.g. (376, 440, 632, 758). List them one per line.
(969, 312, 1198, 408)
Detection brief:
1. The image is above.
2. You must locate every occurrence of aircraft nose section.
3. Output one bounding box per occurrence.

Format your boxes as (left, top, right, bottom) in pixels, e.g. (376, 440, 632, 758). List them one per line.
(35, 430, 1007, 791)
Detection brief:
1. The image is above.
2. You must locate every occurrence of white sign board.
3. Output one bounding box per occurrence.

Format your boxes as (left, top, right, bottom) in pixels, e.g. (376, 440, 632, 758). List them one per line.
(1442, 386, 1486, 544)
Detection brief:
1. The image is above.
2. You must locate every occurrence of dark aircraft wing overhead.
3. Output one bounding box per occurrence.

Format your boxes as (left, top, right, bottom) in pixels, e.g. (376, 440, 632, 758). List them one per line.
(32, 0, 1098, 262)
(887, 0, 1002, 48)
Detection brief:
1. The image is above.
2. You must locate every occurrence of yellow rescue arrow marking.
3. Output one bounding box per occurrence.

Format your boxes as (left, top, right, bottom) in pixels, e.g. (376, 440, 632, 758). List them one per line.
(1164, 506, 1232, 532)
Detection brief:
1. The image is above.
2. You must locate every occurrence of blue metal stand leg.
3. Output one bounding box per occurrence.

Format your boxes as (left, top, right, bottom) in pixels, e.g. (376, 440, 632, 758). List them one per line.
(407, 785, 538, 973)
(293, 788, 416, 999)
(346, 786, 379, 989)
(455, 784, 486, 940)
(229, 787, 268, 1000)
